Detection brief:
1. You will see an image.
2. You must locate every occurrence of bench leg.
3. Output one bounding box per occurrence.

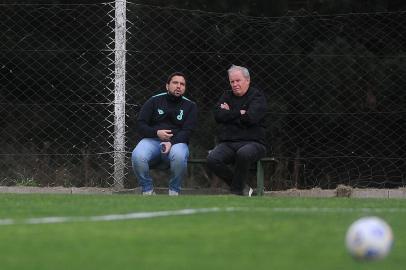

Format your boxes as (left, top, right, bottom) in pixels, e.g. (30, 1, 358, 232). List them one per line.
(256, 160, 264, 196)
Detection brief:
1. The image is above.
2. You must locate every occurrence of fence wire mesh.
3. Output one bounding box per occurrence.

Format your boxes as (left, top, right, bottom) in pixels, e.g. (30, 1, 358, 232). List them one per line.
(126, 4, 406, 190)
(1, 3, 405, 190)
(1, 3, 116, 187)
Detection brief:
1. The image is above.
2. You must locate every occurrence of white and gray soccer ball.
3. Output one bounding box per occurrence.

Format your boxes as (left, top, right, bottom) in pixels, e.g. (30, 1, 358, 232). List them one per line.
(345, 216, 394, 260)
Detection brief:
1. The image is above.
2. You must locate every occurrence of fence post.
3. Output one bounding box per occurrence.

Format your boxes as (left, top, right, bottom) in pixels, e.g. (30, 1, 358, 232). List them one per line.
(113, 0, 126, 189)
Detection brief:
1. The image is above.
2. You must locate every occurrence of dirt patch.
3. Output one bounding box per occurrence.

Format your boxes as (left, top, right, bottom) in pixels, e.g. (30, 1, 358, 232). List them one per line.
(0, 186, 113, 195)
(1, 185, 406, 198)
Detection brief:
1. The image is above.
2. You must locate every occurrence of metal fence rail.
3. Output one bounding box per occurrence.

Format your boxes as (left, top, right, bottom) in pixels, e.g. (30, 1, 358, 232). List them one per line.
(1, 3, 405, 190)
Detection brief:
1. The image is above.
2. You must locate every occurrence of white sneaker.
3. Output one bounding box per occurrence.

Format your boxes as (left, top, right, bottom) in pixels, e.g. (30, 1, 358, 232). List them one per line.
(142, 190, 155, 196)
(168, 190, 179, 196)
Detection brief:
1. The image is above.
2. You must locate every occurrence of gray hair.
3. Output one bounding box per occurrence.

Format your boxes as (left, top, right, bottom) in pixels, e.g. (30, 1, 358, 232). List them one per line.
(227, 65, 250, 79)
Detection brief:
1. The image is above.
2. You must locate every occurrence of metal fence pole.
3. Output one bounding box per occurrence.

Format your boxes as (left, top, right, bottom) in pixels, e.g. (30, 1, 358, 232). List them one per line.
(113, 0, 126, 189)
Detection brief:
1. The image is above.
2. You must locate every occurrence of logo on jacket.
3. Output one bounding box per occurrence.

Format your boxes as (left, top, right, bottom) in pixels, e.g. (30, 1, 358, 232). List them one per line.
(176, 110, 184, 120)
(157, 109, 164, 115)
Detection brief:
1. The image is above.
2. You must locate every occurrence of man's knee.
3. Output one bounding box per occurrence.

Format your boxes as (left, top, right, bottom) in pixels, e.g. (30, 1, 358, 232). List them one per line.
(236, 143, 265, 162)
(170, 150, 188, 162)
(131, 147, 139, 161)
(132, 148, 145, 162)
(235, 150, 253, 162)
(207, 153, 225, 172)
(235, 151, 261, 165)
(171, 143, 188, 156)
(206, 156, 215, 169)
(206, 150, 218, 163)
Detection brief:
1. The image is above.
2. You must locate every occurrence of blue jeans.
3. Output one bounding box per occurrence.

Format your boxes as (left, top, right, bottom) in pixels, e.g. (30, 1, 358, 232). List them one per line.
(131, 138, 189, 193)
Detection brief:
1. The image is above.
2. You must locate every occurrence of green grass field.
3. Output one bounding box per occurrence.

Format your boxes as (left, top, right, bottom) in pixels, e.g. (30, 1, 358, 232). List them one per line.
(0, 194, 404, 270)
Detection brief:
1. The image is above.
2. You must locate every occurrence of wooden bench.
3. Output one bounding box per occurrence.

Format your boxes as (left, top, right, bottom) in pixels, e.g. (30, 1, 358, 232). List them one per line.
(188, 157, 277, 196)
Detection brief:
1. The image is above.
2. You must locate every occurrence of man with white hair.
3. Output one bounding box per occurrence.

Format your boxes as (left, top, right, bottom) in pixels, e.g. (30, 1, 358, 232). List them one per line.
(207, 65, 267, 196)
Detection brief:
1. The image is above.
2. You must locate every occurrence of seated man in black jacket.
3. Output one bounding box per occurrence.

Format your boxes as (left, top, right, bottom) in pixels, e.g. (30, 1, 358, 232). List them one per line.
(131, 72, 198, 196)
(207, 65, 267, 196)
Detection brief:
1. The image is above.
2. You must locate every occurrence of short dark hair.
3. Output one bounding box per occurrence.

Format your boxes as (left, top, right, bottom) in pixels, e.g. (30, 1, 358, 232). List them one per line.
(166, 72, 186, 84)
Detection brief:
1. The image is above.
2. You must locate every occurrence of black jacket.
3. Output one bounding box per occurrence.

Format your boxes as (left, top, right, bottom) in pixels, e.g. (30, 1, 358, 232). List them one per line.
(213, 87, 267, 145)
(136, 92, 198, 145)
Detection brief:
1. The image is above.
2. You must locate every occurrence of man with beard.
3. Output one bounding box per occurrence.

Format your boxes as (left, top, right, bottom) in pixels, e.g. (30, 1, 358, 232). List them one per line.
(131, 72, 198, 196)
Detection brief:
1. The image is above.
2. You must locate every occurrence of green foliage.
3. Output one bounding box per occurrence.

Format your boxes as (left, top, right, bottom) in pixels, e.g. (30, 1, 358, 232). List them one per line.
(14, 176, 39, 187)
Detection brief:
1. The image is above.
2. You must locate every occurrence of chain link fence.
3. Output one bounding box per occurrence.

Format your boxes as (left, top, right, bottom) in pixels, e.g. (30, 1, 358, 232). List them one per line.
(1, 2, 405, 190)
(1, 3, 116, 187)
(126, 4, 406, 190)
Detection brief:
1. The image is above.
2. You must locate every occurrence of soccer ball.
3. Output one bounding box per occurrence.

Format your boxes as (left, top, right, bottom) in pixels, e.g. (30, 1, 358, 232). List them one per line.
(345, 216, 393, 260)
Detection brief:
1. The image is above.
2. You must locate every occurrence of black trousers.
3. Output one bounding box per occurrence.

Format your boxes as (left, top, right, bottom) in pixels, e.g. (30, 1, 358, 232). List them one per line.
(206, 141, 267, 194)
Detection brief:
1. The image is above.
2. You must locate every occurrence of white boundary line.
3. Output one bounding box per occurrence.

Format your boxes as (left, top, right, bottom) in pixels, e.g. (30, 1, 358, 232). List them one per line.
(0, 207, 238, 226)
(0, 207, 405, 226)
